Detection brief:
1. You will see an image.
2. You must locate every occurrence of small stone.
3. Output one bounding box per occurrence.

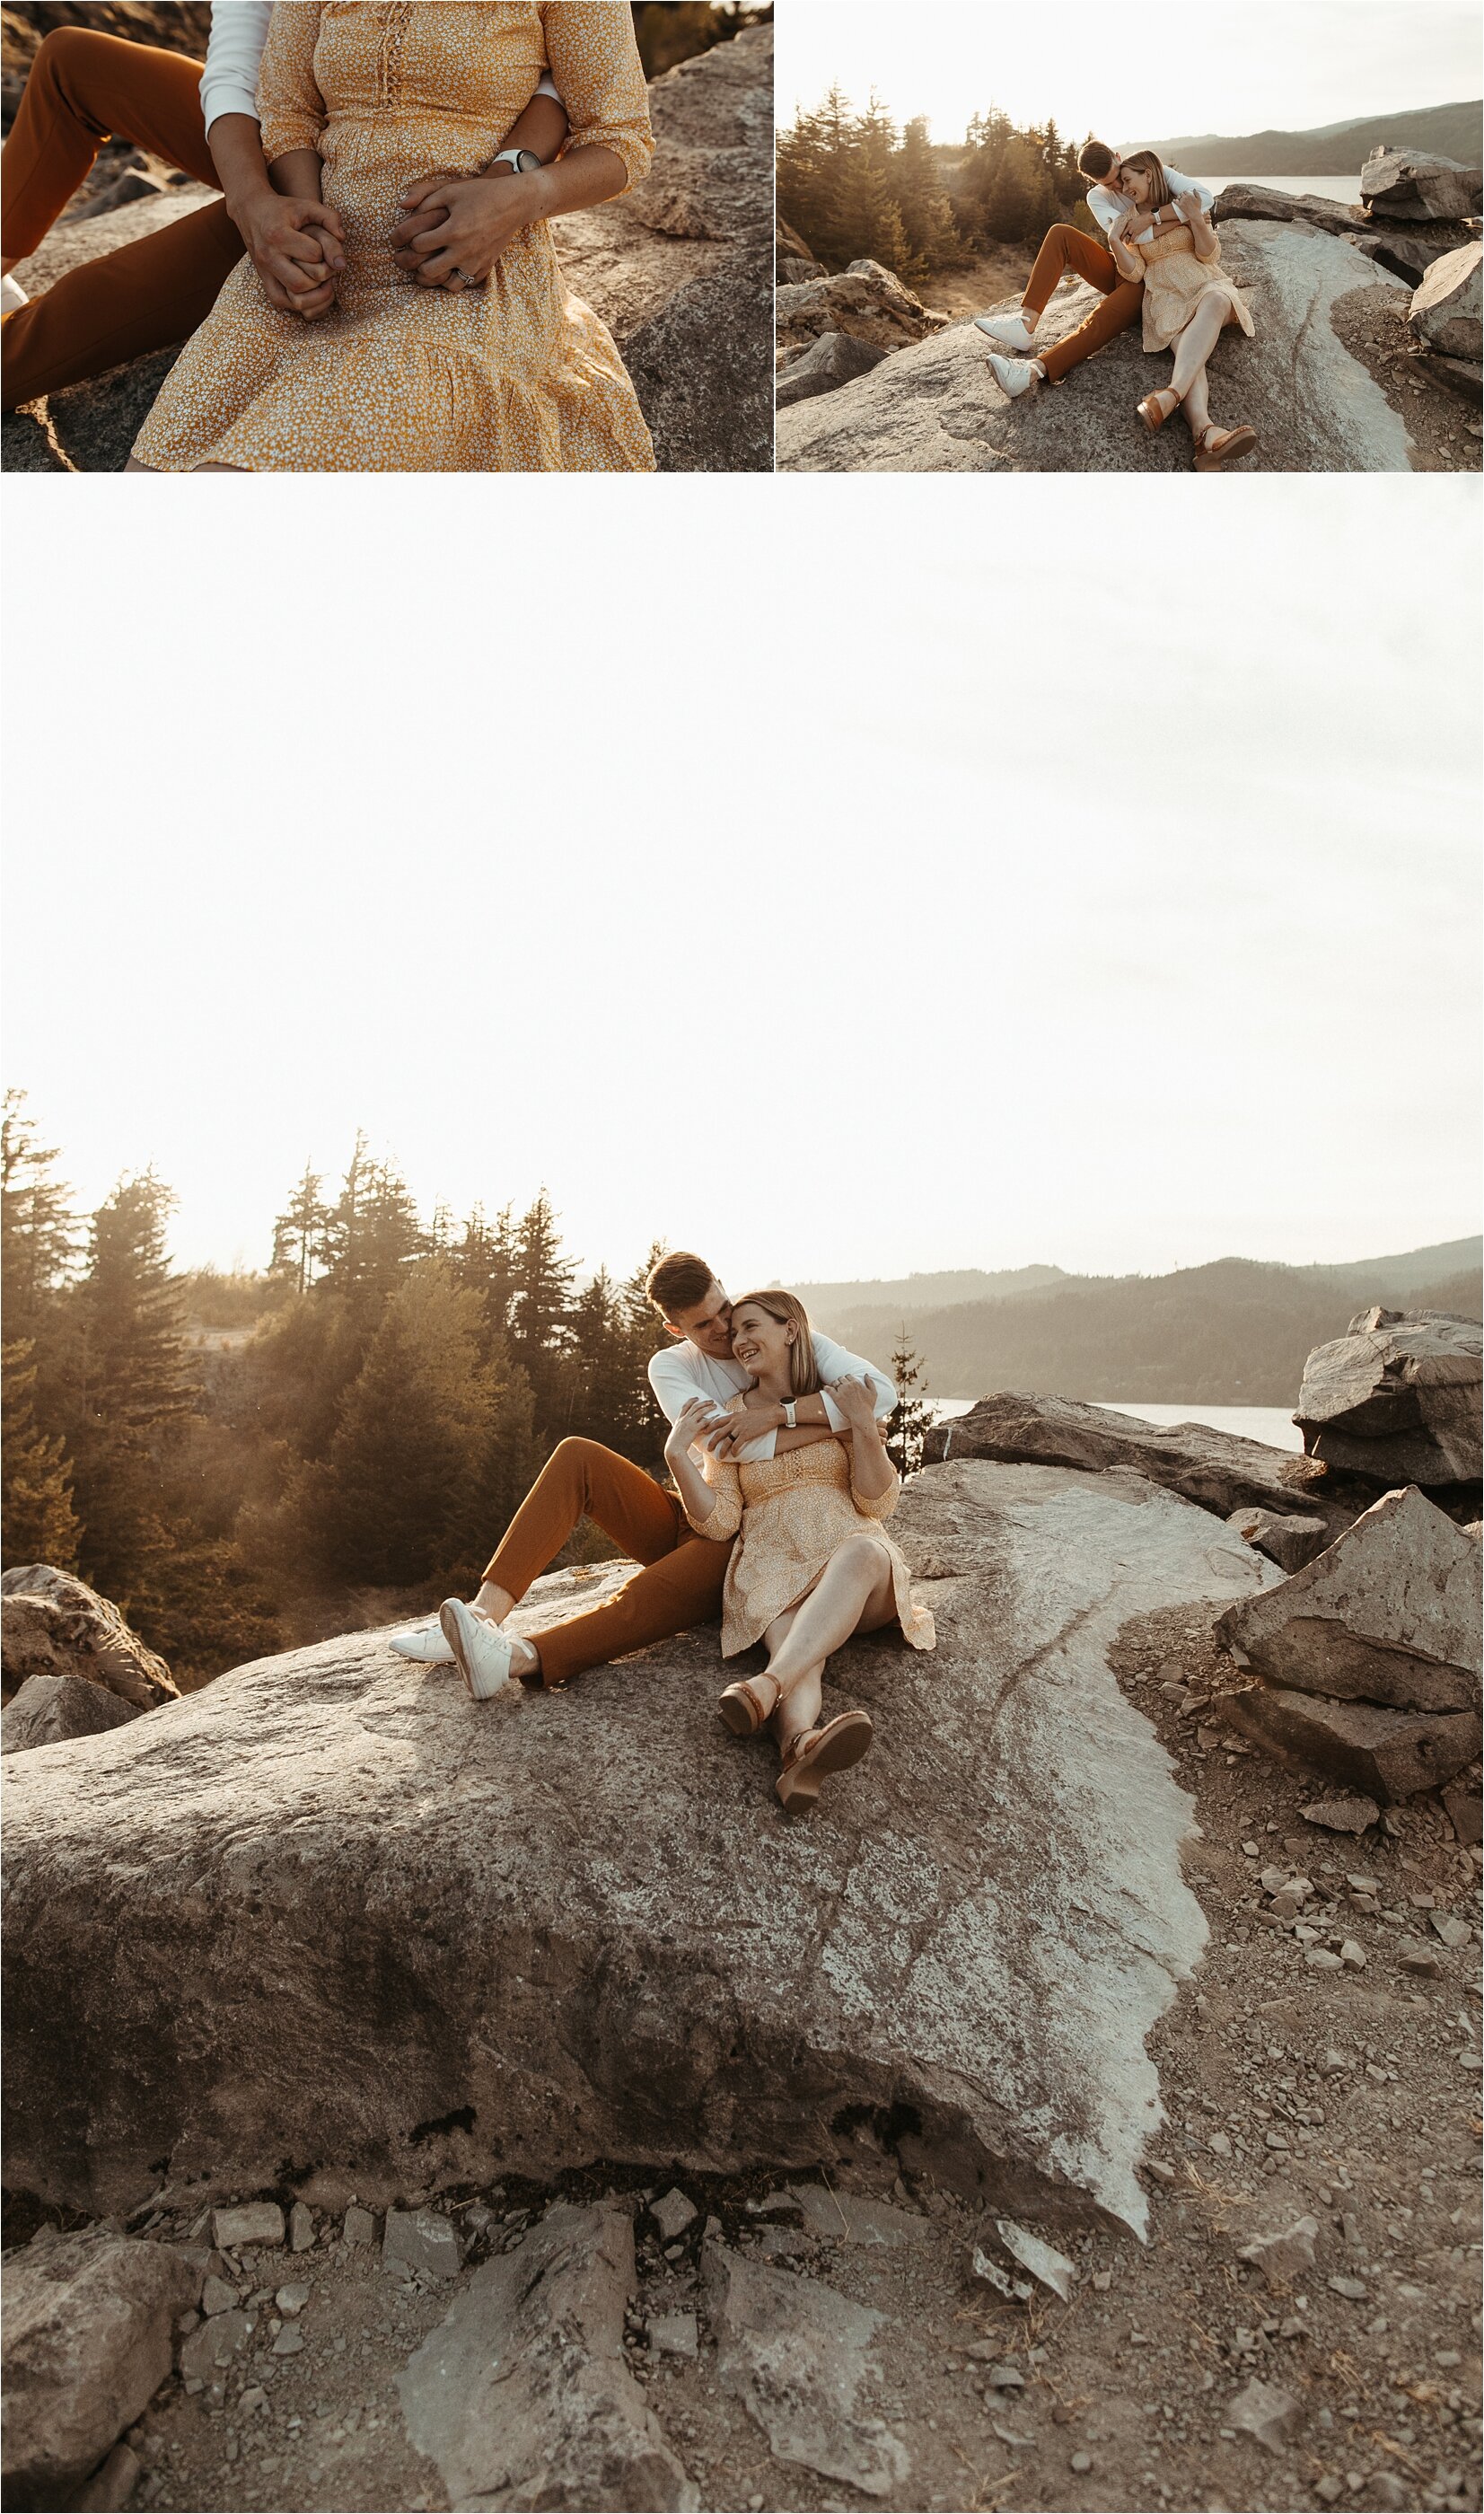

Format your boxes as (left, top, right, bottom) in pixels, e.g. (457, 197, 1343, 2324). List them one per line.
(1243, 1841, 1261, 1857)
(982, 2363, 1025, 2390)
(1339, 1941, 1366, 1970)
(1070, 2450, 1093, 2473)
(703, 2215, 722, 2241)
(343, 2206, 374, 2248)
(1322, 2049, 1350, 2074)
(650, 2188, 698, 2244)
(382, 2210, 460, 2281)
(1209, 2132, 1233, 2158)
(646, 2310, 699, 2360)
(464, 2205, 494, 2232)
(289, 2202, 314, 2253)
(1237, 2216, 1320, 2290)
(212, 2203, 284, 2251)
(992, 2217, 1077, 2301)
(1398, 1943, 1444, 1977)
(1301, 1797, 1381, 1835)
(1316, 2479, 1344, 2503)
(1092, 2270, 1112, 2290)
(271, 2325, 304, 2356)
(1430, 1913, 1471, 1947)
(200, 2275, 238, 2317)
(1328, 2276, 1368, 2299)
(180, 2308, 252, 2382)
(238, 2387, 266, 2414)
(275, 2284, 311, 2317)
(1306, 1948, 1345, 1971)
(1227, 2377, 1301, 2452)
(1146, 2160, 1176, 2184)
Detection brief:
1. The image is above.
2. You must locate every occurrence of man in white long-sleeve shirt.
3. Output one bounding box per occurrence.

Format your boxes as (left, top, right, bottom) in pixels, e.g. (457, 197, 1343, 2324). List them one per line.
(398, 1250, 900, 1703)
(2, 4, 565, 410)
(970, 136, 1215, 400)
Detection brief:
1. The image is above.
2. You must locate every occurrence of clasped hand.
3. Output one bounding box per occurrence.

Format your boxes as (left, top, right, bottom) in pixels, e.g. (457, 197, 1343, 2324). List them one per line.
(389, 169, 542, 289)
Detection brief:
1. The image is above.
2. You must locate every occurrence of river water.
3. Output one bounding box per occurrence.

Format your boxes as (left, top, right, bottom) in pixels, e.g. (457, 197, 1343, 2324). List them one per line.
(1206, 174, 1364, 205)
(928, 1398, 1303, 1454)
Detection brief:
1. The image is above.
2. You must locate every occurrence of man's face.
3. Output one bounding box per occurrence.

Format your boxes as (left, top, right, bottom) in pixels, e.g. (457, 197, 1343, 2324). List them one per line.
(665, 1279, 735, 1359)
(1104, 154, 1126, 193)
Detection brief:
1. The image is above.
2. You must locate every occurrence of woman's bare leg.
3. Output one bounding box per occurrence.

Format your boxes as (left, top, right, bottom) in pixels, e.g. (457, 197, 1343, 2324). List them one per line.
(1169, 287, 1226, 404)
(762, 1536, 897, 1696)
(1182, 364, 1213, 441)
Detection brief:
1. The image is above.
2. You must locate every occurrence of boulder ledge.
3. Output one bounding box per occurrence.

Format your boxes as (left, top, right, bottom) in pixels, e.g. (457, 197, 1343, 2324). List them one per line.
(1, 1462, 1279, 2236)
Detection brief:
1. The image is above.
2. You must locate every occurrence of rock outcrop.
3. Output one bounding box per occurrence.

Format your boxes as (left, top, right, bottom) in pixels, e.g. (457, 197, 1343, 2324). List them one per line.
(776, 328, 888, 407)
(1, 2224, 198, 2510)
(398, 2202, 693, 2511)
(1360, 146, 1483, 224)
(702, 2242, 908, 2495)
(1216, 1486, 1482, 1712)
(1410, 241, 1483, 361)
(4, 26, 772, 474)
(926, 1391, 1355, 1538)
(1210, 183, 1476, 289)
(1295, 1308, 1482, 1488)
(2, 1671, 143, 1754)
(1220, 1683, 1480, 1804)
(775, 259, 950, 359)
(0, 1566, 177, 1708)
(777, 220, 1418, 471)
(2, 1464, 1281, 2237)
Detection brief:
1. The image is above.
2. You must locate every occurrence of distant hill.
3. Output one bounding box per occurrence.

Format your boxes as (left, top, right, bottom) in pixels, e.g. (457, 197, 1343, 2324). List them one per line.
(803, 1239, 1482, 1405)
(1153, 101, 1482, 176)
(789, 1264, 1065, 1314)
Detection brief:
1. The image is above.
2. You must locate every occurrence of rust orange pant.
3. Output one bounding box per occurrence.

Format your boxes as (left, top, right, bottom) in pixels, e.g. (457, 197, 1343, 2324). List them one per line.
(482, 1437, 733, 1691)
(1020, 223, 1144, 385)
(2, 28, 243, 409)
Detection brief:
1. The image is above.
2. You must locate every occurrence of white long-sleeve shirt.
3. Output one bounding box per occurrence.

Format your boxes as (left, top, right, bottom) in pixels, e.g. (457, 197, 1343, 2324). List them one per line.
(648, 1335, 897, 1467)
(1086, 166, 1215, 236)
(198, 2, 560, 136)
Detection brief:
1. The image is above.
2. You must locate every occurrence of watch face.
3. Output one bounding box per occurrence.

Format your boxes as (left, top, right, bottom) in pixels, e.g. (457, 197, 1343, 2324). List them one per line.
(516, 150, 539, 173)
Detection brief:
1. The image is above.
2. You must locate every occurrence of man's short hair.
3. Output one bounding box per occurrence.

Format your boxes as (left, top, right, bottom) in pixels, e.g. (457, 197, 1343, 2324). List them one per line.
(645, 1250, 717, 1319)
(1078, 139, 1116, 180)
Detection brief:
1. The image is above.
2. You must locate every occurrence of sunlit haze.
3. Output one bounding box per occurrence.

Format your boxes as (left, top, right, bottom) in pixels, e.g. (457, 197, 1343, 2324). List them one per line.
(3, 479, 1479, 1290)
(777, 0, 1480, 147)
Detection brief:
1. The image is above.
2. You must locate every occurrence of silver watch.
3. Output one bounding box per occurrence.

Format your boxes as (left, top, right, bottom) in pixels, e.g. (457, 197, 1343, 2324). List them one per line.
(490, 148, 540, 176)
(783, 1402, 797, 1429)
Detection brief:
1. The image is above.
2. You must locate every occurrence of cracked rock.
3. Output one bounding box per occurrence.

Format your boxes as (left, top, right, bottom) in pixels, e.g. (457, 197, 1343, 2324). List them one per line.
(1220, 1683, 1481, 1801)
(1, 2226, 197, 2509)
(1227, 2376, 1302, 2452)
(988, 2218, 1077, 2301)
(703, 2243, 909, 2496)
(398, 2202, 692, 2510)
(382, 2209, 460, 2281)
(1295, 1308, 1482, 1486)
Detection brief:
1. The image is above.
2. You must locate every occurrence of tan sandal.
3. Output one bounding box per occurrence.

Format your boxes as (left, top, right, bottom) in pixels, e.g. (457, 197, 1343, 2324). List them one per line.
(1193, 421, 1258, 470)
(1138, 386, 1181, 432)
(775, 1711, 874, 1816)
(717, 1673, 782, 1736)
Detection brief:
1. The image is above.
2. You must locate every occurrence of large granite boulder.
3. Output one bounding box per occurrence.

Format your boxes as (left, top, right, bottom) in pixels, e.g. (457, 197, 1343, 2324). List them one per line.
(775, 259, 950, 359)
(1, 1464, 1280, 2237)
(1216, 1485, 1482, 1712)
(925, 1391, 1356, 1537)
(1210, 184, 1474, 287)
(1295, 1308, 1482, 1487)
(1410, 241, 1483, 361)
(777, 223, 1418, 472)
(1360, 146, 1483, 224)
(2, 1671, 143, 1754)
(776, 328, 888, 407)
(3, 26, 772, 474)
(0, 1566, 177, 1710)
(1221, 1683, 1480, 1804)
(1, 2223, 197, 2510)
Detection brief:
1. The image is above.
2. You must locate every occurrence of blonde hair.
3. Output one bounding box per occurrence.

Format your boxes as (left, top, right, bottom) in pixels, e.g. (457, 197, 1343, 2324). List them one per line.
(730, 1290, 821, 1397)
(1120, 150, 1172, 212)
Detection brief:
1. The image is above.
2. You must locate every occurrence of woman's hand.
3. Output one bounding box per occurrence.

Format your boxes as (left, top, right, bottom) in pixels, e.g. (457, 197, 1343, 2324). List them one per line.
(827, 1375, 880, 1432)
(1174, 189, 1206, 224)
(664, 1399, 723, 1466)
(390, 170, 545, 288)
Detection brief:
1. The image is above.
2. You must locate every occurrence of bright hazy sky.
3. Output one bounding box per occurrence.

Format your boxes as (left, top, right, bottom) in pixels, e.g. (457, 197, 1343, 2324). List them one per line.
(3, 480, 1479, 1293)
(777, 0, 1481, 147)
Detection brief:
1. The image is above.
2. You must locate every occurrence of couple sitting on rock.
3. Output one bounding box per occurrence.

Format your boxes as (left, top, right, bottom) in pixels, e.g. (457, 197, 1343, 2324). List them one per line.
(391, 1253, 935, 1818)
(974, 139, 1258, 470)
(2, 4, 655, 470)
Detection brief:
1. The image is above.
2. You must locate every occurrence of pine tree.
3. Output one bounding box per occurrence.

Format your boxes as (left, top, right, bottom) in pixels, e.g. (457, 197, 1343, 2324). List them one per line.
(270, 1163, 331, 1296)
(1, 1340, 81, 1569)
(68, 1173, 196, 1611)
(510, 1191, 575, 1427)
(2, 1090, 78, 1343)
(320, 1136, 425, 1305)
(884, 1325, 934, 1482)
(2, 1093, 81, 1560)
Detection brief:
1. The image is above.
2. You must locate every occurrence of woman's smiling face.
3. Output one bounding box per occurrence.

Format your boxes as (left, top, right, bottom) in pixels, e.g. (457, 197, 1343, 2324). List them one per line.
(730, 1301, 794, 1380)
(1121, 164, 1153, 207)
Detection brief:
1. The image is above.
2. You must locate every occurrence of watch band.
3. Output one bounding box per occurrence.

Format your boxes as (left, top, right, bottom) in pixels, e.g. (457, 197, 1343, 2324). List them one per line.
(783, 1402, 797, 1429)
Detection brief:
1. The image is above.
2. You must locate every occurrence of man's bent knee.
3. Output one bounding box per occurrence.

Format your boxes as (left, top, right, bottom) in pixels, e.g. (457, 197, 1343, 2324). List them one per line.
(33, 25, 113, 101)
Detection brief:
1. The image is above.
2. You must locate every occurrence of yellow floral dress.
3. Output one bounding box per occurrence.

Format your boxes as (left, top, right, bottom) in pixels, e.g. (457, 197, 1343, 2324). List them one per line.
(132, 2, 655, 472)
(1132, 221, 1254, 355)
(686, 1402, 936, 1661)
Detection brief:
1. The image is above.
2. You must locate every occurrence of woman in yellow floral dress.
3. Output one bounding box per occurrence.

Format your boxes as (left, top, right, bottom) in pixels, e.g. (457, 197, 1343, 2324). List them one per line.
(1107, 149, 1257, 470)
(130, 3, 654, 472)
(665, 1293, 935, 1816)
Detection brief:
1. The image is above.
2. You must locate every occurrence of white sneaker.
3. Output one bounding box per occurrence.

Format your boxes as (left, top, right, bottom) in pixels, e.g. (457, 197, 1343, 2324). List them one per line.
(439, 1597, 515, 1701)
(988, 352, 1042, 399)
(1, 276, 29, 316)
(389, 1619, 455, 1665)
(974, 310, 1035, 352)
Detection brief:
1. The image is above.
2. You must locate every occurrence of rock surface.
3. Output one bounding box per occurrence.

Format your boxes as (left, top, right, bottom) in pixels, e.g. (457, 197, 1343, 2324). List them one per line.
(702, 2242, 907, 2496)
(926, 1391, 1350, 1534)
(1216, 1486, 1482, 1712)
(397, 2202, 691, 2511)
(1410, 240, 1483, 361)
(1, 2224, 197, 2509)
(1, 1668, 143, 1753)
(4, 28, 772, 474)
(1211, 183, 1477, 288)
(1225, 1507, 1330, 1573)
(2, 1466, 1280, 2236)
(776, 328, 888, 407)
(777, 223, 1418, 472)
(0, 1567, 177, 1708)
(1221, 1683, 1481, 1803)
(775, 259, 950, 358)
(1360, 146, 1483, 224)
(1295, 1308, 1483, 1487)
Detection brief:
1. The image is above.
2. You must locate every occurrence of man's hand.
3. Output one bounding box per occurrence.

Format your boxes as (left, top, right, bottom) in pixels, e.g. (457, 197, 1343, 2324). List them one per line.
(233, 189, 345, 317)
(826, 1375, 881, 1432)
(701, 1400, 785, 1461)
(390, 170, 544, 289)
